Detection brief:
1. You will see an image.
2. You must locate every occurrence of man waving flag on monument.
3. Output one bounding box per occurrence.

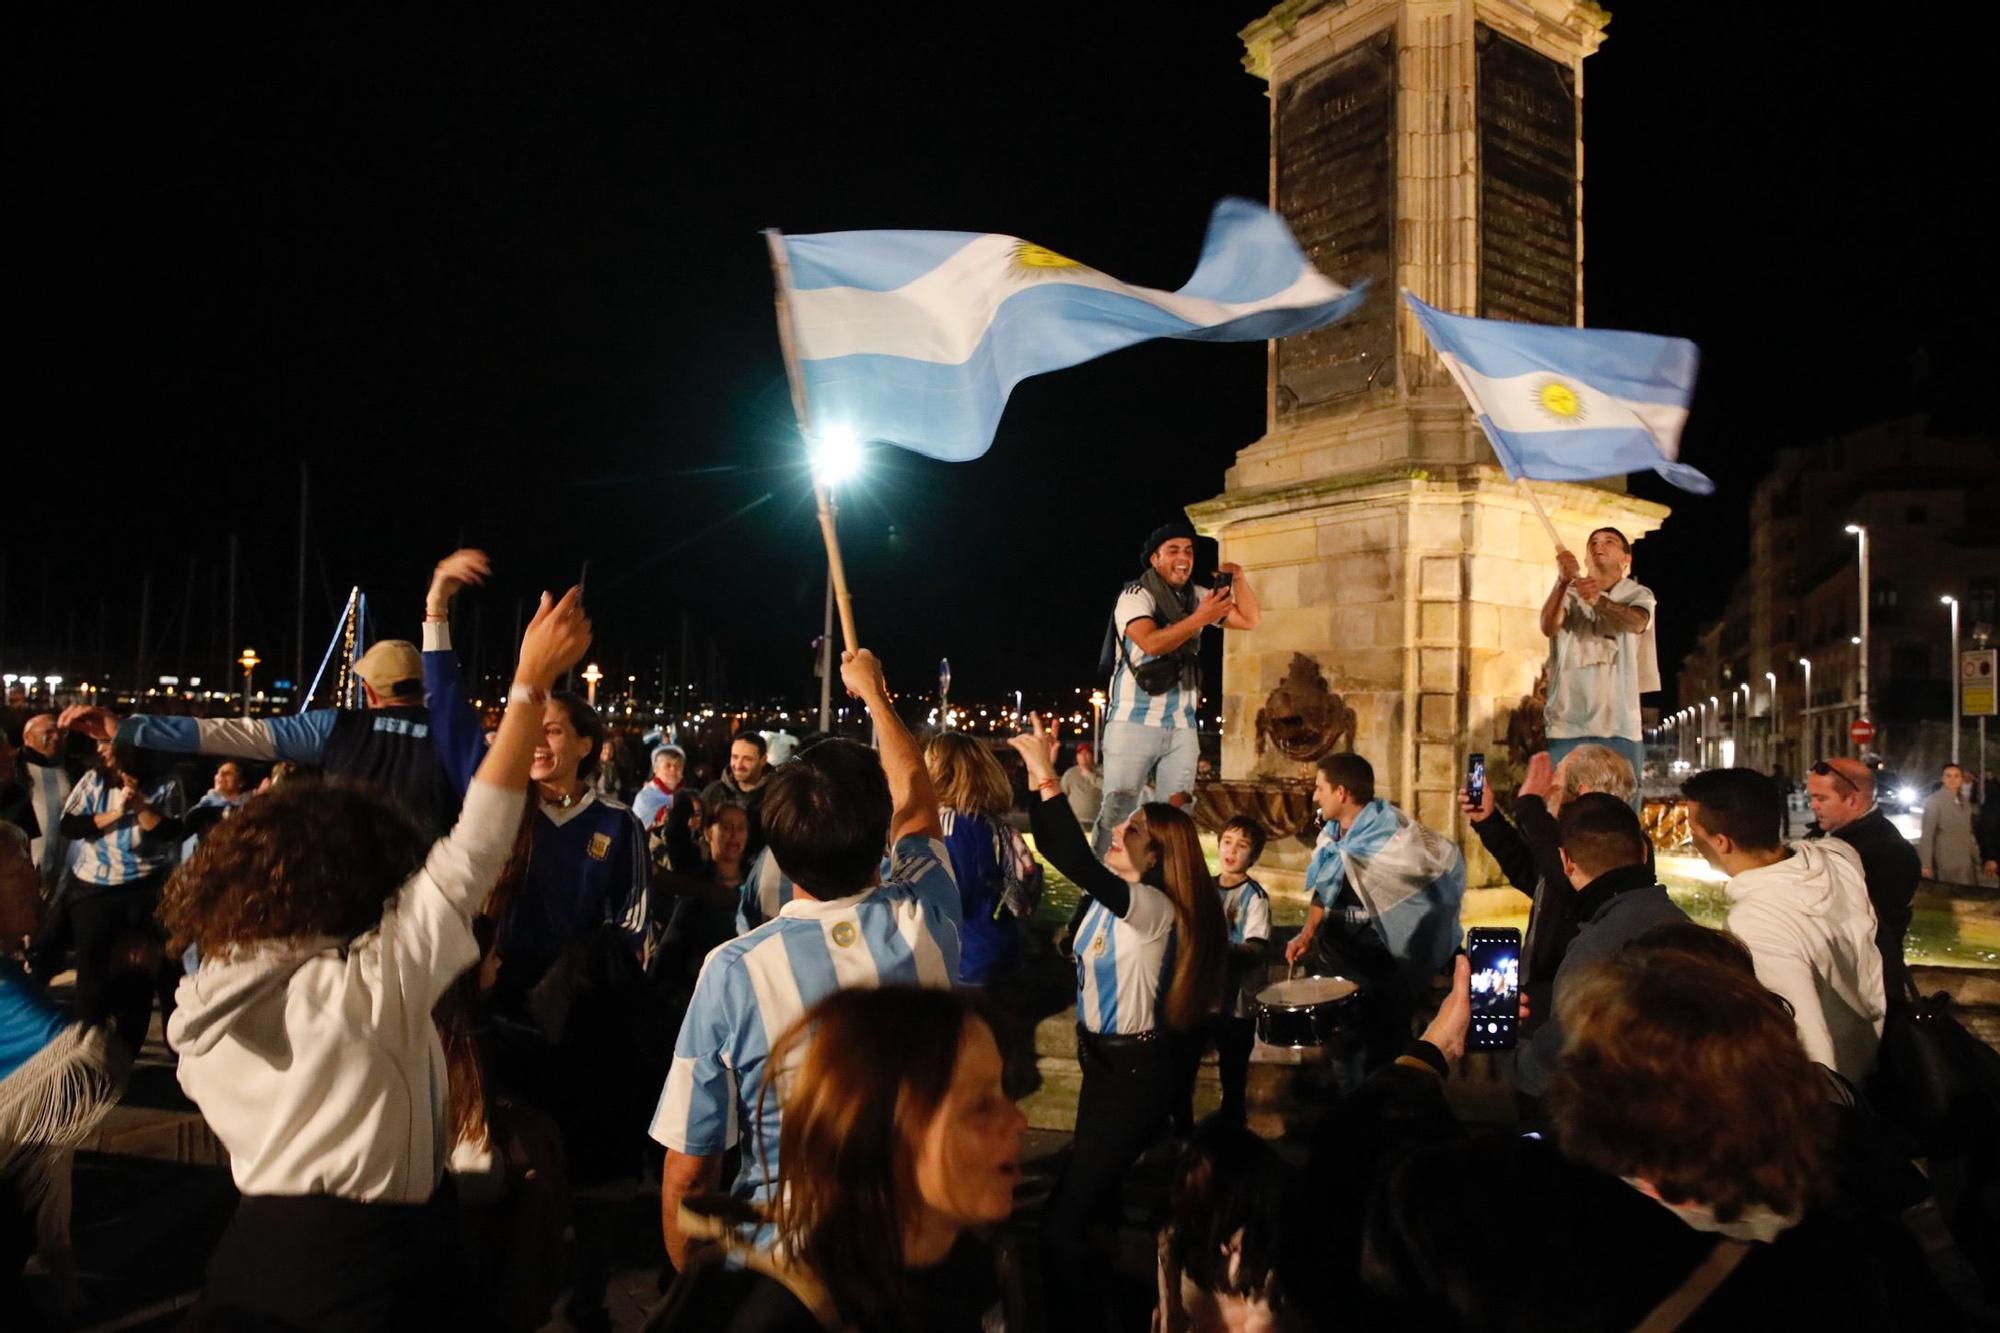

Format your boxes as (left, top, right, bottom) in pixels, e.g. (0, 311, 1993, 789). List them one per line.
(767, 198, 1367, 462)
(1403, 291, 1712, 495)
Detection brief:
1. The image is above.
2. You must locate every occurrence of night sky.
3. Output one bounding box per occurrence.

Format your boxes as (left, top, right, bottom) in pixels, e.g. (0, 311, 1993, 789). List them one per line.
(9, 7, 1998, 705)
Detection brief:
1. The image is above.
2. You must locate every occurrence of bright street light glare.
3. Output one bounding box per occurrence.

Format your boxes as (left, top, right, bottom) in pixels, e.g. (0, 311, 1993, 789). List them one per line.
(1844, 523, 1863, 534)
(810, 424, 864, 486)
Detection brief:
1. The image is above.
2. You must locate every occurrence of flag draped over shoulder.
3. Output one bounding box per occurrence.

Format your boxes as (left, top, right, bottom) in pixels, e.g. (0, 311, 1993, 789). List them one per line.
(1403, 292, 1713, 495)
(772, 198, 1367, 462)
(1307, 800, 1467, 982)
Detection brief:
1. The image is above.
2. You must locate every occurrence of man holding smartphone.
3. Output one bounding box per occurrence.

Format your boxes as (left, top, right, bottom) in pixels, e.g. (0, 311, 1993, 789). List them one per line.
(1539, 527, 1657, 809)
(1091, 518, 1260, 855)
(1514, 794, 1687, 1100)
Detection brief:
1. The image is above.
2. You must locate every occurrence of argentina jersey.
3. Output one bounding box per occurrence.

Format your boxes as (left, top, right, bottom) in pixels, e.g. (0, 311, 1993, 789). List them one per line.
(1219, 877, 1271, 946)
(1106, 581, 1208, 729)
(649, 835, 960, 1203)
(1072, 881, 1178, 1035)
(63, 769, 186, 888)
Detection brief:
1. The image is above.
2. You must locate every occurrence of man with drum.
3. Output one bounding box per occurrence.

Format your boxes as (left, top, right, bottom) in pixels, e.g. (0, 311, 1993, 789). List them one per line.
(1284, 753, 1465, 1081)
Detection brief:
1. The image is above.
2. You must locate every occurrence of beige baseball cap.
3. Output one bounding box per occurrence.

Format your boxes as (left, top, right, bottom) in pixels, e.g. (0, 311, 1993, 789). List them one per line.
(354, 640, 423, 698)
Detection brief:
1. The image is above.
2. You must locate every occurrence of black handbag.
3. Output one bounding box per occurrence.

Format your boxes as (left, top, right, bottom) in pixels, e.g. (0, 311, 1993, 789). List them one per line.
(1870, 983, 2000, 1157)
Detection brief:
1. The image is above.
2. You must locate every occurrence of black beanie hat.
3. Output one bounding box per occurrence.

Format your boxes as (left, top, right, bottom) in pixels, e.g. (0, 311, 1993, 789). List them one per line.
(1140, 517, 1198, 566)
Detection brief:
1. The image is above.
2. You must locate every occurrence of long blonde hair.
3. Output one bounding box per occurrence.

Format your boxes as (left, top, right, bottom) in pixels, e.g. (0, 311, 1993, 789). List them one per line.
(1130, 802, 1227, 1032)
(924, 732, 1013, 818)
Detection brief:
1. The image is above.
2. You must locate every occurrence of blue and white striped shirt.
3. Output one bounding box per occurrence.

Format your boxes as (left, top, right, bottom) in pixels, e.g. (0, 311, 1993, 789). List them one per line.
(1073, 881, 1178, 1035)
(1219, 877, 1271, 946)
(1105, 581, 1209, 729)
(62, 769, 186, 888)
(649, 835, 960, 1203)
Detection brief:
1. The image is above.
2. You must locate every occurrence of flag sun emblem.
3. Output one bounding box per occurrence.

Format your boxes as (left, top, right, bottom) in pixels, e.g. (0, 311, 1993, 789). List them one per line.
(1012, 241, 1081, 275)
(830, 921, 857, 948)
(1535, 379, 1586, 422)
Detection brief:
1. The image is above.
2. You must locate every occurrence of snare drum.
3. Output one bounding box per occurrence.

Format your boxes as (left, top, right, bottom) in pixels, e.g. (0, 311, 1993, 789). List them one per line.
(1253, 976, 1359, 1049)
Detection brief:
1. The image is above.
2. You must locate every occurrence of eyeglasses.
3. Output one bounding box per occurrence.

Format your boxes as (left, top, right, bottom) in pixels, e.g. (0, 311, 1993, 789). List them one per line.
(1809, 761, 1858, 796)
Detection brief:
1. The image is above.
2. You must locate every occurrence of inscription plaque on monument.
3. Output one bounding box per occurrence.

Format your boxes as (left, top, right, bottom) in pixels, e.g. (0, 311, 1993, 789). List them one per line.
(1273, 28, 1395, 417)
(1478, 27, 1577, 326)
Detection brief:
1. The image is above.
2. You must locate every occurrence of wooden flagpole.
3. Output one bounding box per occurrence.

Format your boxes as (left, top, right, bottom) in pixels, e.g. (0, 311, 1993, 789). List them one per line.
(765, 229, 860, 651)
(1515, 477, 1570, 557)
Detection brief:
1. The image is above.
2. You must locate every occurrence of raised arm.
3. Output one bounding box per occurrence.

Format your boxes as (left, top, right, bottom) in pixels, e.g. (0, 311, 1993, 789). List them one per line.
(84, 708, 338, 765)
(1010, 718, 1132, 917)
(1219, 563, 1260, 630)
(390, 588, 592, 1000)
(841, 649, 942, 843)
(1539, 549, 1581, 639)
(421, 548, 494, 795)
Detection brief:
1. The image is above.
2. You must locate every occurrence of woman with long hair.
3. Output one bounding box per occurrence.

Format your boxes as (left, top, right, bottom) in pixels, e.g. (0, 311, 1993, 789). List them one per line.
(651, 985, 1028, 1333)
(924, 733, 1039, 987)
(1008, 715, 1225, 1326)
(160, 588, 590, 1331)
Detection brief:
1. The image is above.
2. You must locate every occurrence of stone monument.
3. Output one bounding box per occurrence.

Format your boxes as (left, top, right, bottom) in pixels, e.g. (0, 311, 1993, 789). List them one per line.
(1191, 0, 1669, 892)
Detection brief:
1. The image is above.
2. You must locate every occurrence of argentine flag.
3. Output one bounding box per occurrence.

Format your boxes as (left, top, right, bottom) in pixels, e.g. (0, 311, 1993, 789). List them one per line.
(1403, 292, 1713, 494)
(774, 198, 1367, 462)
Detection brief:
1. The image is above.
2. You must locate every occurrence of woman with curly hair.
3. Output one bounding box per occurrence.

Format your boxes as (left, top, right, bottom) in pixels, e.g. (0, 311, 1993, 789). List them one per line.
(161, 588, 591, 1332)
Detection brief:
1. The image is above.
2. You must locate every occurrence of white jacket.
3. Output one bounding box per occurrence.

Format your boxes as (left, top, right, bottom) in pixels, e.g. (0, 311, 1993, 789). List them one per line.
(169, 778, 522, 1202)
(1725, 838, 1886, 1081)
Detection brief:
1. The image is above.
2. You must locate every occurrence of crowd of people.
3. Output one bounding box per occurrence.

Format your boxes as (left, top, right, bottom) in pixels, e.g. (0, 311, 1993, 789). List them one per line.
(0, 530, 1997, 1331)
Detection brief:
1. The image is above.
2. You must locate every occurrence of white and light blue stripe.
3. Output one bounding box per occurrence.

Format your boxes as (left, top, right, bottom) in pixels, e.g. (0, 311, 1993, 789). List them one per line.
(649, 836, 959, 1204)
(1403, 292, 1712, 495)
(62, 770, 185, 887)
(1072, 881, 1178, 1036)
(779, 198, 1368, 462)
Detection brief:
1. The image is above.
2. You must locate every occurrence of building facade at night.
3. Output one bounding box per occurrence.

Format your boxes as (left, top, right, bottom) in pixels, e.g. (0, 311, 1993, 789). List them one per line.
(1674, 417, 2000, 778)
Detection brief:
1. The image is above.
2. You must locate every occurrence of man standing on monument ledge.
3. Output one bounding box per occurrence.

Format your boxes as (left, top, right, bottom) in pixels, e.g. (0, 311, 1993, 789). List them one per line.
(1091, 518, 1260, 855)
(1539, 526, 1658, 809)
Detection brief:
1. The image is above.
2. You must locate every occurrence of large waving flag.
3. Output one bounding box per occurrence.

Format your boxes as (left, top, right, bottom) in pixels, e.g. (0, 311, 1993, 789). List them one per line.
(1403, 292, 1712, 494)
(772, 198, 1367, 462)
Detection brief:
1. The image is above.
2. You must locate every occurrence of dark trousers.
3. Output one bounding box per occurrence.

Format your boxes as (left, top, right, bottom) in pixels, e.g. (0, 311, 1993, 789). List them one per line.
(35, 873, 168, 1049)
(1042, 1029, 1177, 1328)
(192, 1186, 468, 1332)
(1168, 1014, 1256, 1134)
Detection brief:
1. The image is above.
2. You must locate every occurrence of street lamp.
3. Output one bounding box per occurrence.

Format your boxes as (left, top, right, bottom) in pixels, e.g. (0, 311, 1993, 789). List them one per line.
(582, 662, 603, 706)
(1845, 524, 1870, 732)
(238, 648, 260, 718)
(1765, 670, 1778, 772)
(811, 426, 864, 734)
(1943, 595, 1960, 764)
(1798, 657, 1812, 766)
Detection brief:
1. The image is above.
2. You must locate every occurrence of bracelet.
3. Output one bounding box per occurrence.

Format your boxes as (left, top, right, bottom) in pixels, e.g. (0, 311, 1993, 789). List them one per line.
(507, 681, 549, 708)
(1035, 778, 1061, 795)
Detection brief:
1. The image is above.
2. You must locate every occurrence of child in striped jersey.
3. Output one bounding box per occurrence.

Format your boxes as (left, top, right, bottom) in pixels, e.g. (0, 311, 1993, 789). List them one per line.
(1175, 815, 1272, 1132)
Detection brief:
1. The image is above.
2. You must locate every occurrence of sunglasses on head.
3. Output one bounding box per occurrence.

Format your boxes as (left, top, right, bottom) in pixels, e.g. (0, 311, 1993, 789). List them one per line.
(1809, 761, 1858, 796)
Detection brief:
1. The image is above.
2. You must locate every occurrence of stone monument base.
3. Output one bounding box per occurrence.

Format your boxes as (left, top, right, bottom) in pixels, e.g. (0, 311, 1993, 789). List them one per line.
(1190, 461, 1667, 888)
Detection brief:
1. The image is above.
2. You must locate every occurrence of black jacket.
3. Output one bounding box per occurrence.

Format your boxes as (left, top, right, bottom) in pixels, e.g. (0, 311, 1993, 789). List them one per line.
(1815, 808, 1920, 997)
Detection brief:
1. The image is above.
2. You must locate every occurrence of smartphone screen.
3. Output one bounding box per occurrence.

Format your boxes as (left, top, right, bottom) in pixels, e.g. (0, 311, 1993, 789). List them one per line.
(1213, 570, 1235, 593)
(1466, 752, 1486, 807)
(1466, 927, 1519, 1050)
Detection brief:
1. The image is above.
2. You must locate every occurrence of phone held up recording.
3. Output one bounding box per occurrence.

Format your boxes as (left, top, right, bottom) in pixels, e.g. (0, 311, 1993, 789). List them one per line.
(1465, 751, 1485, 808)
(1466, 926, 1520, 1051)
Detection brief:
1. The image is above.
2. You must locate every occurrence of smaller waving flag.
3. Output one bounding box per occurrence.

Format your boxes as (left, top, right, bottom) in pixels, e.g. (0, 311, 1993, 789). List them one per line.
(771, 198, 1368, 462)
(1403, 292, 1712, 494)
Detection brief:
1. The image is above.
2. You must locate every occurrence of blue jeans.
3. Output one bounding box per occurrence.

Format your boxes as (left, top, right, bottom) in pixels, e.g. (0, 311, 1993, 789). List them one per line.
(1546, 734, 1645, 811)
(1091, 720, 1200, 855)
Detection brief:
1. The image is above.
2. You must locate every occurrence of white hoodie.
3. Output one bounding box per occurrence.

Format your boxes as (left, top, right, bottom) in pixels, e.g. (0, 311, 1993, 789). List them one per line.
(169, 779, 523, 1202)
(1725, 838, 1886, 1081)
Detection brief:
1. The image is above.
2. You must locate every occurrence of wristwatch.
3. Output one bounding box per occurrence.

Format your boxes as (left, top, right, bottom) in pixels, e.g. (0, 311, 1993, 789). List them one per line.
(507, 681, 549, 708)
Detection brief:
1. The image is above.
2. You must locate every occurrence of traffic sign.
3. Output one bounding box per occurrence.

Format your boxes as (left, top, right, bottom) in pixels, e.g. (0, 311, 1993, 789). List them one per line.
(1962, 649, 1997, 717)
(1849, 718, 1876, 745)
